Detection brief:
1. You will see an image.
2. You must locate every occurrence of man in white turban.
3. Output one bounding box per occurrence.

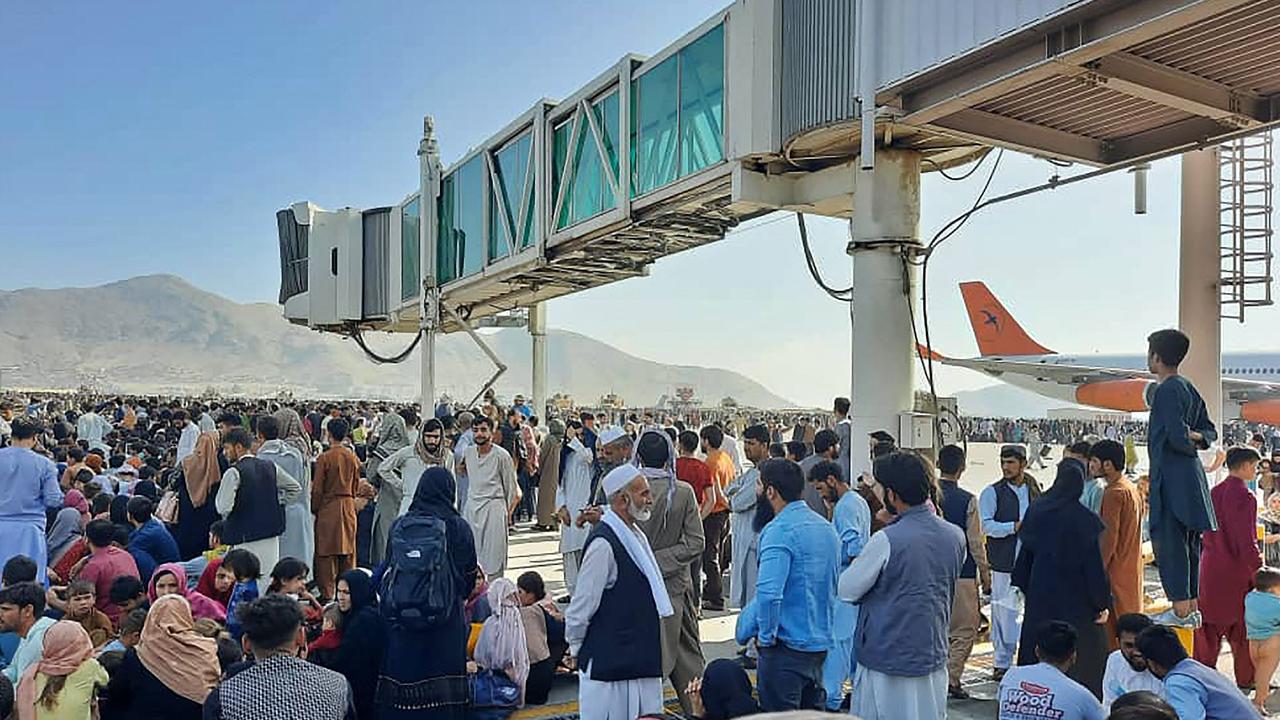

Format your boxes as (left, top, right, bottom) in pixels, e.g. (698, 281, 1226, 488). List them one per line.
(566, 464, 674, 720)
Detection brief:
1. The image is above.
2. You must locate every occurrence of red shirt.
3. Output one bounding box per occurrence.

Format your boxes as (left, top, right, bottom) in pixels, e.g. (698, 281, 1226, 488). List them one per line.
(78, 546, 140, 626)
(1199, 474, 1263, 624)
(676, 457, 713, 505)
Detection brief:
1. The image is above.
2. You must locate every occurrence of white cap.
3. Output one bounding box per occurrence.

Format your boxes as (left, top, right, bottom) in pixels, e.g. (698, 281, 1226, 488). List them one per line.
(597, 426, 628, 446)
(602, 464, 642, 497)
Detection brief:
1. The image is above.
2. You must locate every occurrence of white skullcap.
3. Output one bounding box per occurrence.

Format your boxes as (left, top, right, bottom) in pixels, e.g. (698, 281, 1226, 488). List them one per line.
(597, 426, 628, 446)
(602, 464, 642, 497)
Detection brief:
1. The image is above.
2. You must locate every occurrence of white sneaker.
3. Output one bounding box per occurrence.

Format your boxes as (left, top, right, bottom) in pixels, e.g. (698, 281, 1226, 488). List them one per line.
(1150, 608, 1202, 629)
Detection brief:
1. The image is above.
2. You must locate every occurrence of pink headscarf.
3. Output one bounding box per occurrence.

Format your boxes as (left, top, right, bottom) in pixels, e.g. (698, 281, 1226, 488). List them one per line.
(147, 563, 227, 622)
(17, 621, 94, 720)
(63, 489, 89, 517)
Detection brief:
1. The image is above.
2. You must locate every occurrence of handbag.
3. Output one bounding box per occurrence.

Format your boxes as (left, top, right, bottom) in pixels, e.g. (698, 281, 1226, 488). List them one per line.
(155, 491, 179, 524)
(470, 668, 519, 712)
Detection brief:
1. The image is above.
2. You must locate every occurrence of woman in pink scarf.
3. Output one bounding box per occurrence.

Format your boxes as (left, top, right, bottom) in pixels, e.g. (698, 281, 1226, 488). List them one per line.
(147, 562, 227, 622)
(474, 577, 530, 704)
(17, 620, 106, 720)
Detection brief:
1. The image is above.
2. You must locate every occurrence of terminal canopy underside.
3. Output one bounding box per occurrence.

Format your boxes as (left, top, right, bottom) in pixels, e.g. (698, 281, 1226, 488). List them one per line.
(279, 0, 1280, 334)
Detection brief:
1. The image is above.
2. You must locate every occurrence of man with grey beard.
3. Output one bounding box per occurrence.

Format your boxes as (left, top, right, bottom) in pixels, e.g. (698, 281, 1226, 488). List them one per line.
(566, 464, 673, 719)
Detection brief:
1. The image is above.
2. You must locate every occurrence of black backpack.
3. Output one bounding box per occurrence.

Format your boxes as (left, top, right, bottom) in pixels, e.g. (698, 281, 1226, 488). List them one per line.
(379, 514, 455, 629)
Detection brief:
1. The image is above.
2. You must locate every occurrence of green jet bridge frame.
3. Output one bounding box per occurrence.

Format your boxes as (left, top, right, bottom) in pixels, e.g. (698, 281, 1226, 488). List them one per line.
(278, 0, 1280, 473)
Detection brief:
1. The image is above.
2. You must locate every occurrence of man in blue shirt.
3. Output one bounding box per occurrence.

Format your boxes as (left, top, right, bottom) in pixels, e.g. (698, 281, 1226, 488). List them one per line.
(735, 459, 839, 712)
(1145, 329, 1217, 629)
(0, 419, 63, 585)
(809, 459, 871, 710)
(126, 495, 179, 582)
(1136, 625, 1255, 719)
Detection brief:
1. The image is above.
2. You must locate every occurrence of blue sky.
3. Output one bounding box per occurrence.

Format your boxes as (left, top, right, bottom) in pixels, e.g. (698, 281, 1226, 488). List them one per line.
(2, 1, 1277, 407)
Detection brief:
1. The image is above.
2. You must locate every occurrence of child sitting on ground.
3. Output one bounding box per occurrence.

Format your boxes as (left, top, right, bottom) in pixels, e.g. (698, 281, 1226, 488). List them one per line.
(221, 549, 261, 642)
(307, 603, 343, 667)
(98, 608, 146, 656)
(1246, 566, 1280, 713)
(65, 580, 114, 648)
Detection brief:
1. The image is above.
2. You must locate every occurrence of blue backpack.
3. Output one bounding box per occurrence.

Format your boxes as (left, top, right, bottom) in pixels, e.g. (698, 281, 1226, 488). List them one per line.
(379, 514, 455, 629)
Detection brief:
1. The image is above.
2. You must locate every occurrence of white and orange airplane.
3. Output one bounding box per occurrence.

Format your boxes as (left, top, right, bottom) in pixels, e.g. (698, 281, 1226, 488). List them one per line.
(921, 282, 1280, 424)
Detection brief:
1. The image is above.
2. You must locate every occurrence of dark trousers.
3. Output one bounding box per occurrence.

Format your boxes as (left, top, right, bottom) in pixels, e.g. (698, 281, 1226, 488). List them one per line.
(1151, 513, 1202, 602)
(516, 469, 535, 521)
(757, 643, 826, 712)
(1195, 620, 1255, 687)
(701, 511, 729, 607)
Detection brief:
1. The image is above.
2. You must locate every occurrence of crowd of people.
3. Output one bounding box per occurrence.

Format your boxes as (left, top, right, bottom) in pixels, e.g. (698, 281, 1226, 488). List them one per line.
(0, 328, 1278, 719)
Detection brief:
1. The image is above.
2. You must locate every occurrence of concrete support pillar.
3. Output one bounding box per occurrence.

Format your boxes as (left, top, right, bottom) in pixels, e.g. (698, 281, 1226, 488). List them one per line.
(529, 303, 548, 421)
(419, 117, 442, 423)
(1178, 148, 1223, 432)
(849, 148, 921, 479)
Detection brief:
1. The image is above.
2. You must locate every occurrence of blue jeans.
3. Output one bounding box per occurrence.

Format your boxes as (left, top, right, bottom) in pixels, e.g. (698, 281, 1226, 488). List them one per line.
(757, 642, 826, 712)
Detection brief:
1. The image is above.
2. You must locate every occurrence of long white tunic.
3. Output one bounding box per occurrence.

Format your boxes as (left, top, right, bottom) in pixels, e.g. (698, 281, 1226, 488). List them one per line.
(556, 438, 594, 555)
(379, 445, 456, 517)
(565, 525, 664, 720)
(256, 439, 313, 568)
(463, 444, 518, 578)
(724, 466, 759, 610)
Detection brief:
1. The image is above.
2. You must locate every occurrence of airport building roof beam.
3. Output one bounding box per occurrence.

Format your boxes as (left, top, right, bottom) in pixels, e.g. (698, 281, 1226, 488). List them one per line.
(1078, 53, 1270, 127)
(892, 0, 1260, 126)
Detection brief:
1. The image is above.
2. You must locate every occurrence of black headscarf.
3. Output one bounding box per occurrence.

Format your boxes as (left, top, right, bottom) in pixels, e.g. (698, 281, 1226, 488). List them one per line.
(1019, 458, 1105, 557)
(701, 659, 760, 720)
(339, 568, 377, 618)
(109, 494, 130, 525)
(407, 466, 459, 518)
(335, 568, 385, 720)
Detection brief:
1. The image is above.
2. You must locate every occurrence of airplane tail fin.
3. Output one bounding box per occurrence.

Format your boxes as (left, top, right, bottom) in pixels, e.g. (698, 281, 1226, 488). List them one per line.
(958, 281, 1055, 357)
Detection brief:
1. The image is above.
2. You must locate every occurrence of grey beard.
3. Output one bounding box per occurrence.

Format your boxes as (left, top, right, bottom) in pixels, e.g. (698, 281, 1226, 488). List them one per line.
(630, 498, 652, 522)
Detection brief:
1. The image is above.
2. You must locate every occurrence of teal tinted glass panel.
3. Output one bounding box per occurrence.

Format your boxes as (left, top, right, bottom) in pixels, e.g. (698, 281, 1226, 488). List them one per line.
(489, 132, 531, 261)
(400, 197, 420, 301)
(552, 121, 572, 229)
(631, 56, 679, 196)
(594, 92, 620, 182)
(455, 156, 485, 277)
(437, 178, 457, 284)
(678, 24, 724, 177)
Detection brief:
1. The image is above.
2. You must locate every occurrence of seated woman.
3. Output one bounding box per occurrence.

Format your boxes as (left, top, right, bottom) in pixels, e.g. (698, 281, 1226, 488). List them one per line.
(103, 595, 221, 720)
(515, 571, 566, 705)
(19, 620, 107, 720)
(473, 578, 529, 711)
(684, 659, 760, 720)
(147, 563, 226, 622)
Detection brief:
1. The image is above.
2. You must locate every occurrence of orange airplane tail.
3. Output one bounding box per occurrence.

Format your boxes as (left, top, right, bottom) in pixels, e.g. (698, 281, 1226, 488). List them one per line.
(959, 281, 1055, 357)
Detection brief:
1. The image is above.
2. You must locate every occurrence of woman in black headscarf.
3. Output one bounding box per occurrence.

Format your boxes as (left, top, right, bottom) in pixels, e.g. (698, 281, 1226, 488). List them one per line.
(1012, 457, 1112, 698)
(323, 569, 386, 720)
(375, 466, 478, 720)
(693, 658, 761, 720)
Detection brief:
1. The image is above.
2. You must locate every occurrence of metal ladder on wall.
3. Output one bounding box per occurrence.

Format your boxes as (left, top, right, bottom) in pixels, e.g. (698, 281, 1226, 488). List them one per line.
(1219, 132, 1274, 322)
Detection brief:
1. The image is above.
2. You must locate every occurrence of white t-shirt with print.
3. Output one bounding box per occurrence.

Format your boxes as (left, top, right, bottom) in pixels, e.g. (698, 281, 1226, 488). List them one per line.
(999, 662, 1105, 720)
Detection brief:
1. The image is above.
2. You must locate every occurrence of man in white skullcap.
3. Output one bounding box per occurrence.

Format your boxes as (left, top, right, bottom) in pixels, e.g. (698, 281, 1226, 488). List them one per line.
(566, 464, 674, 720)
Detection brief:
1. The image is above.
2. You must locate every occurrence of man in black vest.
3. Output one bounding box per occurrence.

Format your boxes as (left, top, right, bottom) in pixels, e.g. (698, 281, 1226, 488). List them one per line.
(565, 464, 673, 720)
(215, 427, 301, 595)
(978, 444, 1041, 681)
(937, 445, 991, 699)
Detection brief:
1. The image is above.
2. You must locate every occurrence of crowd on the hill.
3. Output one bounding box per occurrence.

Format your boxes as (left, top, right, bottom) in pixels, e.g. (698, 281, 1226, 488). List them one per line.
(0, 330, 1278, 720)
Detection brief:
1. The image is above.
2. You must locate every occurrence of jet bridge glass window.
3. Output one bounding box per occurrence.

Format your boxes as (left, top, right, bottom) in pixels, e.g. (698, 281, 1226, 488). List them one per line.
(401, 197, 420, 301)
(438, 155, 486, 282)
(489, 131, 534, 262)
(553, 92, 620, 230)
(631, 22, 724, 197)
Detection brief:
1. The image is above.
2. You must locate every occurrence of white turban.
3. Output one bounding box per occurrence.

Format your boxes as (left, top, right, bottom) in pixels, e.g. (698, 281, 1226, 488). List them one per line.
(597, 426, 628, 447)
(602, 464, 642, 497)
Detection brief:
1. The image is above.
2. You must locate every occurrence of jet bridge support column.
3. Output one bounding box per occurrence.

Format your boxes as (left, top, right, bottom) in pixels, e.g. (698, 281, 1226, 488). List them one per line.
(1178, 148, 1224, 433)
(530, 302, 548, 422)
(419, 117, 442, 423)
(849, 148, 921, 479)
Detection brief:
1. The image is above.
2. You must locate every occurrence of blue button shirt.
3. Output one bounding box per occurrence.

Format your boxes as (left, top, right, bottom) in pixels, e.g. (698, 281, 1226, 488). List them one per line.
(735, 500, 840, 652)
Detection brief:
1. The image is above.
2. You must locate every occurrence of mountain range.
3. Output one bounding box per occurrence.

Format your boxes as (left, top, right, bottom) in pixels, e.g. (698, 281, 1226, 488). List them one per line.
(0, 275, 793, 408)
